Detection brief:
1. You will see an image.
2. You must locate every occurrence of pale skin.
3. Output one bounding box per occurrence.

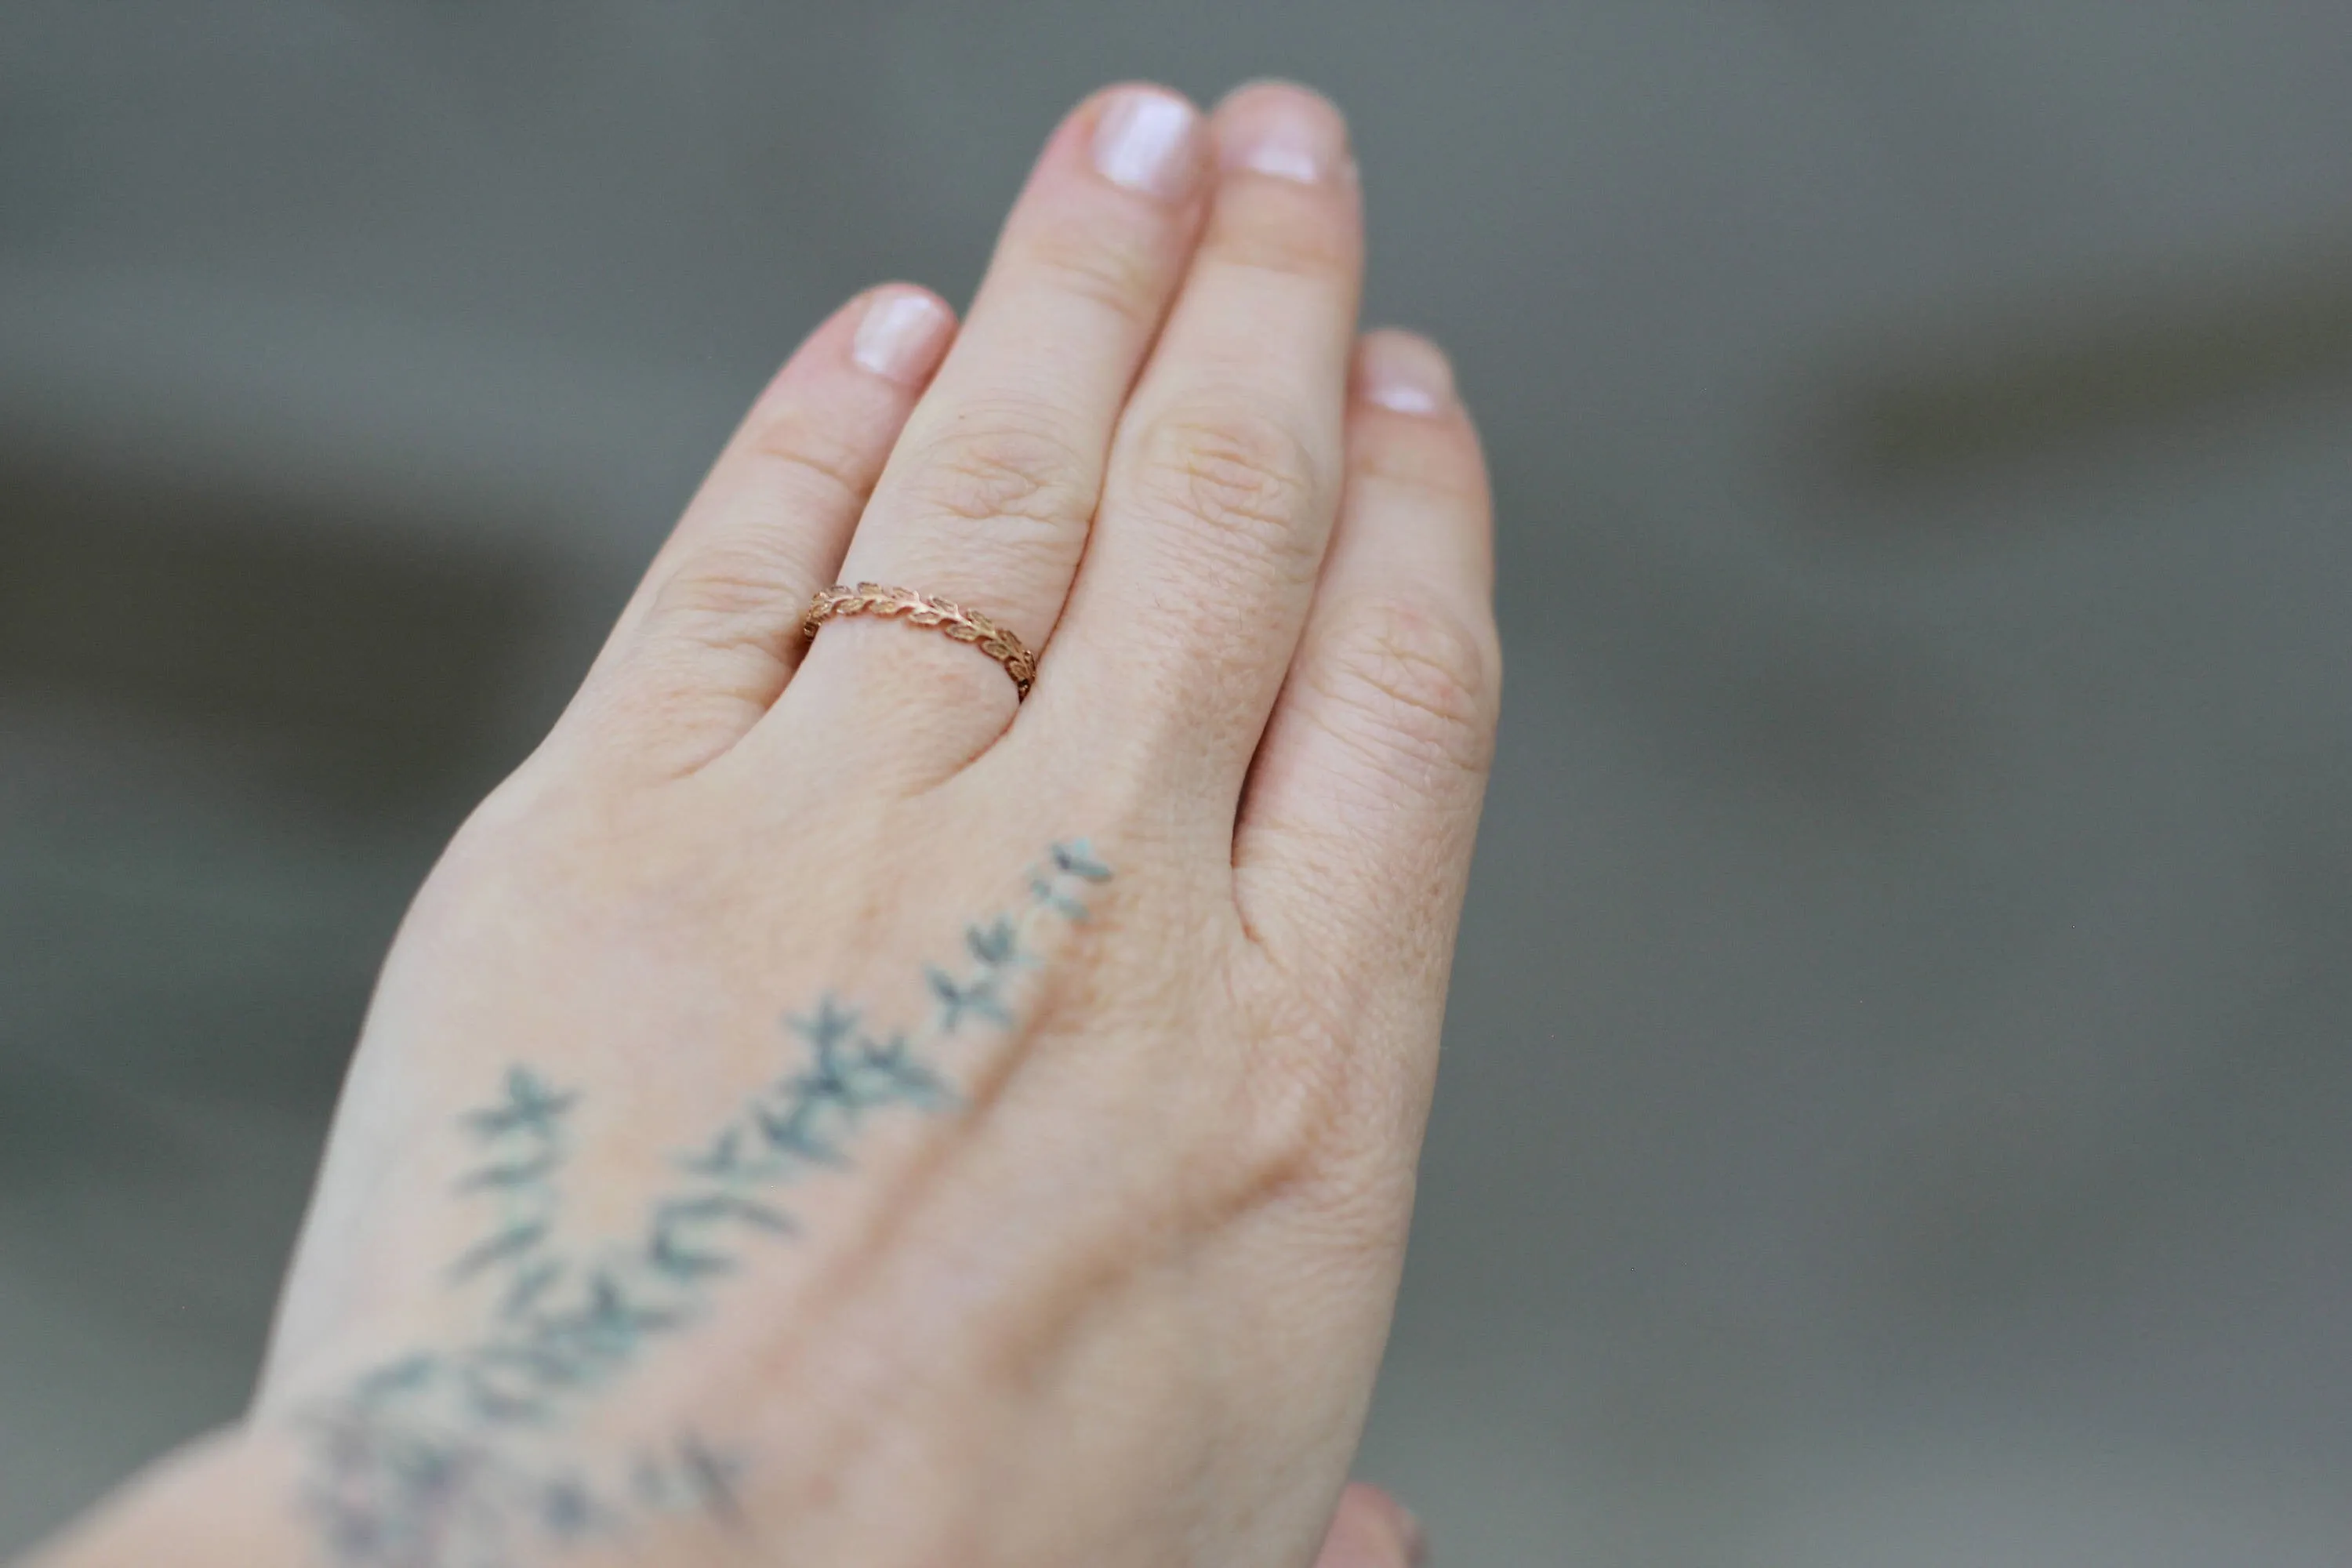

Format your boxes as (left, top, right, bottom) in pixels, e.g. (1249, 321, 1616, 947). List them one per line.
(20, 78, 1496, 1568)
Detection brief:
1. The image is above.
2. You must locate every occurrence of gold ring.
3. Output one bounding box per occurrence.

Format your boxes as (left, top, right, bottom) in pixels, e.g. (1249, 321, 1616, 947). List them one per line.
(800, 583, 1038, 699)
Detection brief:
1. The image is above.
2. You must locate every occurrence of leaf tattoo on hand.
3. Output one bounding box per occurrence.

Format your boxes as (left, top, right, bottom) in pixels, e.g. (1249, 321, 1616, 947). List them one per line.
(298, 844, 1112, 1566)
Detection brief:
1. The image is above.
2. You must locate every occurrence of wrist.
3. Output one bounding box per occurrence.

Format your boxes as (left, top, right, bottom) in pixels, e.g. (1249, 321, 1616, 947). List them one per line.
(18, 1426, 301, 1568)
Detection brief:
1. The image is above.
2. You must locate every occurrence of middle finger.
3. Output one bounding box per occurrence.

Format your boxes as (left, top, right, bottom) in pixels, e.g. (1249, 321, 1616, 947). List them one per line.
(1030, 82, 1364, 820)
(775, 84, 1210, 772)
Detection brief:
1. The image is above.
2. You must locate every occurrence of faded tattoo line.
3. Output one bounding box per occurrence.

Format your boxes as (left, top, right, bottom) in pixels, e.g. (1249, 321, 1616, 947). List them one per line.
(296, 843, 1112, 1566)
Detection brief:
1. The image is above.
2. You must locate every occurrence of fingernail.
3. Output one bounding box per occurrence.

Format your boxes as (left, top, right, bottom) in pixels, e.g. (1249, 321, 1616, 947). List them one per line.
(1220, 84, 1349, 184)
(1359, 332, 1454, 416)
(852, 289, 953, 383)
(1091, 88, 1203, 201)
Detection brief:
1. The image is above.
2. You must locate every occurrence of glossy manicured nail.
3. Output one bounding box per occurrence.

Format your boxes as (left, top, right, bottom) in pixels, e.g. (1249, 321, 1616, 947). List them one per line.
(852, 289, 953, 383)
(1220, 83, 1349, 184)
(1091, 88, 1203, 201)
(1359, 331, 1454, 416)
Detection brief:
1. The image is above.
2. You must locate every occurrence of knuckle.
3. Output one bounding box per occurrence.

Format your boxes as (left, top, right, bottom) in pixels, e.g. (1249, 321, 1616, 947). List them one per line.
(1127, 400, 1325, 567)
(1219, 983, 1403, 1230)
(1208, 198, 1359, 283)
(1350, 419, 1486, 508)
(648, 539, 802, 641)
(747, 409, 876, 509)
(1309, 597, 1499, 777)
(905, 406, 1094, 532)
(1011, 226, 1164, 325)
(1240, 1033, 1356, 1186)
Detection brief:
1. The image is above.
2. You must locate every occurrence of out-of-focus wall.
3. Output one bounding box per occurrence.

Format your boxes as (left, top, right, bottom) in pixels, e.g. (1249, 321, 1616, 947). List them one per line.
(5, 4, 2352, 1562)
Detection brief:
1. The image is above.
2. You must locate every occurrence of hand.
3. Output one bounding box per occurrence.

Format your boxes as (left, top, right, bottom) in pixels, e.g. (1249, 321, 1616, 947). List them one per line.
(34, 78, 1493, 1568)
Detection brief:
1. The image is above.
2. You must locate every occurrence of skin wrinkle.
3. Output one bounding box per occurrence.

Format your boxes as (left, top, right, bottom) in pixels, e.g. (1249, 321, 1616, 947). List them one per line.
(1237, 942, 1433, 1185)
(1005, 227, 1181, 336)
(1344, 423, 1486, 520)
(1304, 599, 1497, 778)
(899, 414, 1101, 544)
(645, 553, 808, 653)
(1284, 699, 1491, 837)
(1229, 593, 1495, 962)
(1235, 844, 1463, 1065)
(745, 405, 889, 514)
(1124, 400, 1332, 578)
(1285, 855, 1464, 1006)
(1193, 176, 1364, 286)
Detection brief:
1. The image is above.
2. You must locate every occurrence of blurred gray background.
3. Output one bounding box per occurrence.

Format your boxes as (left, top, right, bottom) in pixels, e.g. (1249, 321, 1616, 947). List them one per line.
(5, 2, 2352, 1562)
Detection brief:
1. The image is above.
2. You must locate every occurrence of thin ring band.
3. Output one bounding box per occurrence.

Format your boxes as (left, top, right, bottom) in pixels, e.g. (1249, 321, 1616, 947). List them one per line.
(801, 583, 1039, 699)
